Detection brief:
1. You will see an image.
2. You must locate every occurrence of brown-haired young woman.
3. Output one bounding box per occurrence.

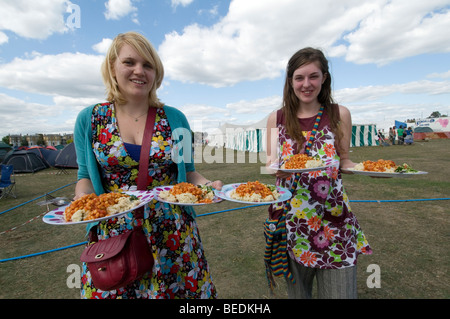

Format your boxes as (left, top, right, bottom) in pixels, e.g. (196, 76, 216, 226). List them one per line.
(266, 47, 372, 299)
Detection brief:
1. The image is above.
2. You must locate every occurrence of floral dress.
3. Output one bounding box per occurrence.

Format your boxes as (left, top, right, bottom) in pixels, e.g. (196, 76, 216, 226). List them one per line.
(271, 107, 372, 270)
(80, 102, 217, 299)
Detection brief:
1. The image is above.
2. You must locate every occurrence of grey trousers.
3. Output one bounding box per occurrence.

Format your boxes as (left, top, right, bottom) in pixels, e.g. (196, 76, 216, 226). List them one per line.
(285, 257, 357, 299)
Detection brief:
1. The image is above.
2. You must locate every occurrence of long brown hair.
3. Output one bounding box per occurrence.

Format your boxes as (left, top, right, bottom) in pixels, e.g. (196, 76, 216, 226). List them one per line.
(282, 47, 342, 153)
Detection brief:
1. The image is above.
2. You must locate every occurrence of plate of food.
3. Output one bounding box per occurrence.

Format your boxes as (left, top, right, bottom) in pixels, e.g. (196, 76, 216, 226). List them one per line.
(153, 182, 222, 206)
(342, 160, 428, 178)
(214, 181, 292, 204)
(269, 154, 337, 173)
(42, 190, 154, 225)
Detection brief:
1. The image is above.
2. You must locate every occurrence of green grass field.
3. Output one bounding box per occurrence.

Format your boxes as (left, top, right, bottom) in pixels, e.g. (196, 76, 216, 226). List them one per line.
(0, 139, 449, 299)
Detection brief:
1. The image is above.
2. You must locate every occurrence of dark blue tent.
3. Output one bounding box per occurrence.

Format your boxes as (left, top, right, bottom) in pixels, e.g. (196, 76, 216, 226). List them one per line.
(0, 141, 12, 163)
(54, 143, 78, 169)
(2, 149, 47, 173)
(28, 146, 59, 167)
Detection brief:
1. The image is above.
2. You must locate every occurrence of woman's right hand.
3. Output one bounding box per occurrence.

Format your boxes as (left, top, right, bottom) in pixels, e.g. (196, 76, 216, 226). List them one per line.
(73, 192, 90, 201)
(74, 178, 95, 200)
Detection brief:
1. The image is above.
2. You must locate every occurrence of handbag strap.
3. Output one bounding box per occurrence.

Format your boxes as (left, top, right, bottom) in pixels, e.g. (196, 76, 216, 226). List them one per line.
(133, 107, 157, 221)
(88, 107, 156, 241)
(137, 107, 157, 191)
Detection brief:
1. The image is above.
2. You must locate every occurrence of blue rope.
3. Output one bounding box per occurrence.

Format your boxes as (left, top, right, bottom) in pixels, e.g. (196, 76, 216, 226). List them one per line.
(0, 182, 76, 216)
(0, 241, 88, 262)
(351, 198, 450, 202)
(1, 197, 449, 263)
(197, 204, 267, 216)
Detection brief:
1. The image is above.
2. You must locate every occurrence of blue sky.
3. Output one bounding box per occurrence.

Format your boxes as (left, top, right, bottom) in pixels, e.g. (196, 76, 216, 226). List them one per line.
(1, 0, 449, 139)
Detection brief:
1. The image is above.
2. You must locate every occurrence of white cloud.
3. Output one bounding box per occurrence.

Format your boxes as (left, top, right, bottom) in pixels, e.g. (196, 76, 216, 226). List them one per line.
(52, 96, 105, 110)
(92, 38, 113, 54)
(176, 103, 231, 132)
(198, 79, 450, 131)
(0, 52, 105, 98)
(427, 70, 450, 79)
(0, 51, 107, 136)
(0, 0, 69, 40)
(0, 93, 76, 135)
(178, 103, 230, 120)
(198, 5, 219, 17)
(344, 100, 447, 132)
(343, 0, 450, 65)
(334, 80, 450, 104)
(159, 0, 450, 87)
(0, 32, 8, 46)
(0, 92, 105, 137)
(333, 79, 450, 130)
(171, 0, 194, 9)
(1, 0, 449, 138)
(225, 96, 281, 115)
(104, 0, 138, 21)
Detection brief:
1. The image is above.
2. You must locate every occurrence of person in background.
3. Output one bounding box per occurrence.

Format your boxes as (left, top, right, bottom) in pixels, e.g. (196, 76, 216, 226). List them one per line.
(377, 129, 385, 146)
(397, 126, 405, 145)
(404, 127, 414, 145)
(266, 47, 372, 299)
(74, 31, 222, 299)
(389, 126, 396, 145)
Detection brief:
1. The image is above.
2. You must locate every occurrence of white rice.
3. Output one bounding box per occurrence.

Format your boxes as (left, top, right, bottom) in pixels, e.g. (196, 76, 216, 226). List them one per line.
(305, 159, 324, 168)
(229, 188, 280, 202)
(159, 189, 214, 203)
(70, 209, 86, 222)
(106, 196, 141, 215)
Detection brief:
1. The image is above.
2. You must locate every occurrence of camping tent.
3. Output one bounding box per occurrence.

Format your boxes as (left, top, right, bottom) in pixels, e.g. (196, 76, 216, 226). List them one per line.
(351, 124, 379, 147)
(54, 143, 78, 169)
(2, 149, 47, 173)
(0, 141, 12, 163)
(28, 146, 60, 167)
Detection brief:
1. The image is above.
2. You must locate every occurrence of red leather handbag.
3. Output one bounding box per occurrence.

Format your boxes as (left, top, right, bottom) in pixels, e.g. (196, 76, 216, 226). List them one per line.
(80, 226, 153, 291)
(80, 108, 157, 291)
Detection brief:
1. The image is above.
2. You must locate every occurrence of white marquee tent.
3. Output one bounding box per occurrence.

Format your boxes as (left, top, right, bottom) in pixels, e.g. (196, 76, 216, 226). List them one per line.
(208, 115, 268, 153)
(351, 124, 380, 147)
(208, 115, 379, 152)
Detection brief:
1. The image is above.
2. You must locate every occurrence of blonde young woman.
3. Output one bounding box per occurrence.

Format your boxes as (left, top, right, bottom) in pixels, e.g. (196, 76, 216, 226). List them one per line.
(266, 48, 372, 298)
(74, 32, 221, 299)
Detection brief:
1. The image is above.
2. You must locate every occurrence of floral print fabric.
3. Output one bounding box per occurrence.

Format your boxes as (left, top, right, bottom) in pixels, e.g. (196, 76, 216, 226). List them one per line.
(80, 102, 217, 299)
(272, 108, 372, 269)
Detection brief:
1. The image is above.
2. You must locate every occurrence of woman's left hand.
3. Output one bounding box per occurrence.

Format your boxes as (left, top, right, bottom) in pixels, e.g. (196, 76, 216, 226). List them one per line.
(340, 159, 356, 174)
(208, 180, 223, 190)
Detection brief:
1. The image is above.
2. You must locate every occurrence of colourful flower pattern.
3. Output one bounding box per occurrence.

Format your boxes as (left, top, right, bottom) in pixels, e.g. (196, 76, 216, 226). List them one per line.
(80, 103, 217, 299)
(273, 115, 372, 269)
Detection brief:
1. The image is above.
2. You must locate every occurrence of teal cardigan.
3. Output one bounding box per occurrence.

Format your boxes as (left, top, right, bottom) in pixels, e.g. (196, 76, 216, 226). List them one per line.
(74, 103, 197, 226)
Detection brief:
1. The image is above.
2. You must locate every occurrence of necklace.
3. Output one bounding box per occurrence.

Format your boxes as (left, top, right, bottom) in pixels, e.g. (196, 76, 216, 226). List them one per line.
(305, 105, 324, 155)
(265, 104, 324, 286)
(119, 107, 149, 122)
